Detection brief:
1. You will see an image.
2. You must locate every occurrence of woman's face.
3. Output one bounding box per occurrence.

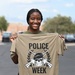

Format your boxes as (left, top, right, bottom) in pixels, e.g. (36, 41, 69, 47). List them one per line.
(28, 12, 42, 31)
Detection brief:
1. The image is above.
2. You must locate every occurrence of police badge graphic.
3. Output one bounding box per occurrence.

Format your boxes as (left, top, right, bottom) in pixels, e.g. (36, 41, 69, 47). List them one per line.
(26, 49, 52, 68)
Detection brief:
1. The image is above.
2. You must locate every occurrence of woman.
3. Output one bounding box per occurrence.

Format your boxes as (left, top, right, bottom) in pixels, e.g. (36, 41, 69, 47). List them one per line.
(10, 8, 66, 75)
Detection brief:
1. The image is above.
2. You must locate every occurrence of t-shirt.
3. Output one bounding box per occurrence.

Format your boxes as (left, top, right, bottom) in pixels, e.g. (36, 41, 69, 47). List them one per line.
(10, 33, 66, 75)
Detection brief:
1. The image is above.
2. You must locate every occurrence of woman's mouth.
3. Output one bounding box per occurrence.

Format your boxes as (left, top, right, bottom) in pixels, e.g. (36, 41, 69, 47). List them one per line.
(32, 24, 39, 28)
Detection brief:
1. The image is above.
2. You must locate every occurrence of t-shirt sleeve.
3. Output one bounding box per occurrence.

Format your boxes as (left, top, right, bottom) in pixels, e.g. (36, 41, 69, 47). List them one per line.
(10, 39, 17, 58)
(57, 36, 67, 55)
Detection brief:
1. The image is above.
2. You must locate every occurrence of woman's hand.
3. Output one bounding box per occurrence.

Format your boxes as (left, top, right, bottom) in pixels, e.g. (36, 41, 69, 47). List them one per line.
(59, 34, 64, 38)
(10, 33, 17, 42)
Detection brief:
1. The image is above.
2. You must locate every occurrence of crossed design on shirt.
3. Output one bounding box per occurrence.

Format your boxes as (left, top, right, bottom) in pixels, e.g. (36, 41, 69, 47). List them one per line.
(26, 49, 52, 68)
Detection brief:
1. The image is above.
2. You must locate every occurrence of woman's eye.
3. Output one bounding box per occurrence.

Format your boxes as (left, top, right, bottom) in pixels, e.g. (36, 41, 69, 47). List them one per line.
(30, 18, 35, 20)
(30, 18, 41, 20)
(37, 18, 41, 20)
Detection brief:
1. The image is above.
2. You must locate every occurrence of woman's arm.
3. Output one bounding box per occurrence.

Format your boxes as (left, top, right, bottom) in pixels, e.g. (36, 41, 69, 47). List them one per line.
(10, 51, 18, 64)
(10, 35, 18, 64)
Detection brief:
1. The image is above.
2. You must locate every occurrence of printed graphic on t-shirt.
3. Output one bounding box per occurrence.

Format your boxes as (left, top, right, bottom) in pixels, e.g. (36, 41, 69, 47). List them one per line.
(25, 43, 52, 74)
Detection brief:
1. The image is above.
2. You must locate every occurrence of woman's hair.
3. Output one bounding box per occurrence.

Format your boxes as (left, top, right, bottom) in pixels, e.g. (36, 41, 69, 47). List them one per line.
(26, 8, 43, 24)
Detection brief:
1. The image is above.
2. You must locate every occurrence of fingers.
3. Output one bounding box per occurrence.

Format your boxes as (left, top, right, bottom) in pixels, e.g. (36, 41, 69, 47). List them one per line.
(59, 34, 65, 40)
(10, 33, 17, 42)
(59, 34, 64, 38)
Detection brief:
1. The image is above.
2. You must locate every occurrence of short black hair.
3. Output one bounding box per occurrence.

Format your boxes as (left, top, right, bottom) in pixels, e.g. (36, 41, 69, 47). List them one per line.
(26, 8, 43, 24)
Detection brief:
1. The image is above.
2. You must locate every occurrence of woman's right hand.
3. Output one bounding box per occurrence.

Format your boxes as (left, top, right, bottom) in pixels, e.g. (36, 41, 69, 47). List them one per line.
(10, 33, 17, 42)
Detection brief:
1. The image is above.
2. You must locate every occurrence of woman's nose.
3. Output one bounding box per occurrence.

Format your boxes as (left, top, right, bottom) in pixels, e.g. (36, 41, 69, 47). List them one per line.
(34, 19, 38, 23)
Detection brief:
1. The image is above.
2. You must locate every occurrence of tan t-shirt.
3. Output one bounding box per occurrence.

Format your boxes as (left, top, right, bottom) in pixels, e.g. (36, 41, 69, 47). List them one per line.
(10, 33, 66, 75)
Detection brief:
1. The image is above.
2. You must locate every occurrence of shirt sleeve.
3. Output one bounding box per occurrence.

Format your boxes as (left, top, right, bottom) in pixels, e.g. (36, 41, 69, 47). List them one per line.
(10, 39, 17, 58)
(57, 35, 67, 55)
